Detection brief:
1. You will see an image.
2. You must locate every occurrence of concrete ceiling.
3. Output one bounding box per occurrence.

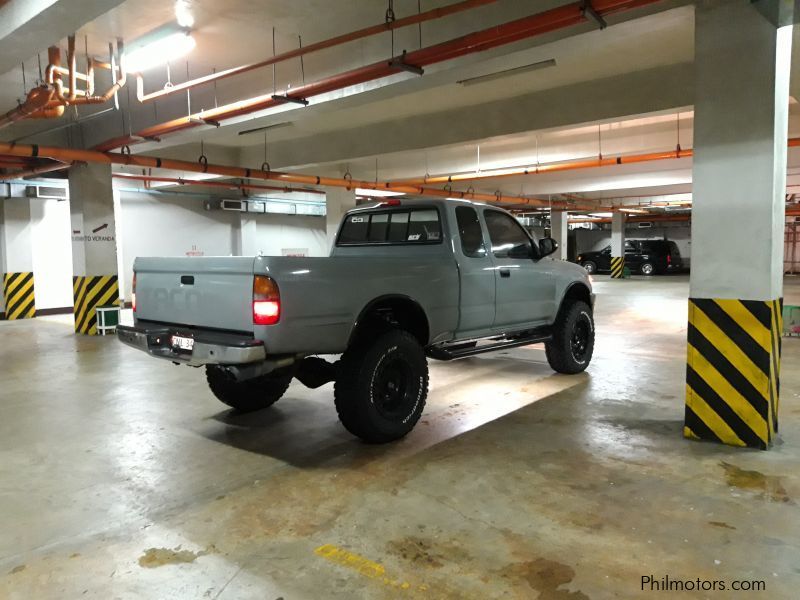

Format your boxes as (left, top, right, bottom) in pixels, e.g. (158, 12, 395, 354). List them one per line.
(1, 0, 799, 212)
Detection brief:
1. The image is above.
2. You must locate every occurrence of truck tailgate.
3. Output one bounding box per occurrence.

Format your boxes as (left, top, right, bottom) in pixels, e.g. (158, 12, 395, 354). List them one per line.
(134, 256, 255, 333)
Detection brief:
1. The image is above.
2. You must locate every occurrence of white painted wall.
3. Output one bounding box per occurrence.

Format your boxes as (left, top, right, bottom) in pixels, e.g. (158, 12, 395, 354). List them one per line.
(116, 190, 327, 301)
(30, 199, 73, 310)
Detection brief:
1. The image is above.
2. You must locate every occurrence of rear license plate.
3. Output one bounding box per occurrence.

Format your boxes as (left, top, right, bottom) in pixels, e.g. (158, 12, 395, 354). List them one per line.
(171, 335, 194, 351)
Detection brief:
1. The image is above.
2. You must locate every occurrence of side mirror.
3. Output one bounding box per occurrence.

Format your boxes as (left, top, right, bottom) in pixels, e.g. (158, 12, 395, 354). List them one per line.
(538, 237, 558, 258)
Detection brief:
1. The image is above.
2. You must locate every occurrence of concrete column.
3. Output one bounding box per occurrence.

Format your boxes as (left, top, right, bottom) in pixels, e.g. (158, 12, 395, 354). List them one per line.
(69, 163, 120, 335)
(0, 189, 36, 320)
(550, 210, 569, 260)
(325, 187, 356, 251)
(685, 1, 791, 450)
(609, 212, 626, 278)
(239, 214, 260, 256)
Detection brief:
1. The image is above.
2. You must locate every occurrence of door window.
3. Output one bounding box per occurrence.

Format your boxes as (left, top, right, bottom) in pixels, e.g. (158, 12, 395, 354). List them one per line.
(484, 210, 535, 258)
(455, 206, 486, 258)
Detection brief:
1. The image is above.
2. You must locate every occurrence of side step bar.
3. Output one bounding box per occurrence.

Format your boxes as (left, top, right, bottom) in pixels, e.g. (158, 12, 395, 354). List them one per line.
(426, 329, 552, 361)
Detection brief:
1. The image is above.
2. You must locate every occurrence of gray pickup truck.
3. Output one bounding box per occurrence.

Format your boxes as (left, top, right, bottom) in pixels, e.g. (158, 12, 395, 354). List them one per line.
(118, 198, 594, 443)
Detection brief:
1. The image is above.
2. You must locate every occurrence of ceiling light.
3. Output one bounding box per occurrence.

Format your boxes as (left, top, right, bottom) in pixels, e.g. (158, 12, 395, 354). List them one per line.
(175, 0, 194, 28)
(355, 188, 405, 197)
(238, 122, 292, 136)
(125, 31, 196, 73)
(618, 208, 649, 214)
(457, 59, 556, 86)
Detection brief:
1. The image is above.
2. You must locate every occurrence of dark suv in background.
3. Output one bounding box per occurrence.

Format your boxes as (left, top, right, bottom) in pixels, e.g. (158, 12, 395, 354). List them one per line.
(576, 240, 684, 275)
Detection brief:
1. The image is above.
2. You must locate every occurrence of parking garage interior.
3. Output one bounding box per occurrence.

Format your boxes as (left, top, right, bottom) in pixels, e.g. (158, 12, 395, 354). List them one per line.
(2, 1, 800, 598)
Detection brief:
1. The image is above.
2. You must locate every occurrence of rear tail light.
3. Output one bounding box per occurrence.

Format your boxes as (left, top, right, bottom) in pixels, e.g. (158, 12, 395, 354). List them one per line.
(667, 254, 672, 265)
(132, 272, 137, 312)
(253, 275, 280, 325)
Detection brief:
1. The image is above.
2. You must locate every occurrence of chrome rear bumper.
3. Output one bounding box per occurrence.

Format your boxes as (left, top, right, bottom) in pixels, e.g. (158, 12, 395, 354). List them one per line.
(117, 324, 266, 367)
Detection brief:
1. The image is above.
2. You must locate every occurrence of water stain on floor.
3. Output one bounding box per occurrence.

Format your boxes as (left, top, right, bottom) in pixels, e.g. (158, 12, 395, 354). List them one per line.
(500, 558, 589, 600)
(708, 521, 736, 530)
(386, 536, 471, 569)
(8, 565, 25, 575)
(138, 546, 211, 568)
(719, 462, 793, 504)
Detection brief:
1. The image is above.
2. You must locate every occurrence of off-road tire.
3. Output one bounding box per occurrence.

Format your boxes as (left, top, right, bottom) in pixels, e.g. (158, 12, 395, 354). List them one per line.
(206, 366, 292, 412)
(545, 300, 594, 374)
(334, 329, 428, 443)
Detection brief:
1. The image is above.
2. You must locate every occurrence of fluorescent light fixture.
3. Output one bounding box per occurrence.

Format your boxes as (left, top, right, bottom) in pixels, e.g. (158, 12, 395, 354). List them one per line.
(618, 208, 649, 214)
(354, 188, 405, 197)
(588, 212, 613, 218)
(125, 31, 196, 73)
(238, 122, 292, 136)
(457, 59, 556, 86)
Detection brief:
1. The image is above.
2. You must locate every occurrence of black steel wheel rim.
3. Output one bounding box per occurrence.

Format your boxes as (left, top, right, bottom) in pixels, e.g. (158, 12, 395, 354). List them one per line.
(571, 317, 590, 361)
(373, 356, 415, 420)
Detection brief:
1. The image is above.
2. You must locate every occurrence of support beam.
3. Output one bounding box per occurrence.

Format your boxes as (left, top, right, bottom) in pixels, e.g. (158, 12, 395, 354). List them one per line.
(69, 162, 120, 335)
(550, 210, 569, 261)
(610, 212, 626, 278)
(325, 188, 356, 251)
(685, 0, 791, 450)
(0, 190, 36, 320)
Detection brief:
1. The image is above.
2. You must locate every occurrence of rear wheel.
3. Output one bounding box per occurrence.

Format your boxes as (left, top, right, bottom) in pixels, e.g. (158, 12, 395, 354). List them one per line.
(334, 329, 428, 443)
(545, 301, 594, 374)
(206, 366, 292, 412)
(640, 262, 655, 276)
(582, 261, 597, 274)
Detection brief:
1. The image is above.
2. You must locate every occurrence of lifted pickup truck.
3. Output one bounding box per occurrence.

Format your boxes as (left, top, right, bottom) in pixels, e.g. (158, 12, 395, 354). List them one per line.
(118, 198, 595, 443)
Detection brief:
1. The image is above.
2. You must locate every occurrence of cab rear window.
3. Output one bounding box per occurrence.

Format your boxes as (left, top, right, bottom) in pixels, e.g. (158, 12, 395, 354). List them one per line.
(337, 208, 442, 246)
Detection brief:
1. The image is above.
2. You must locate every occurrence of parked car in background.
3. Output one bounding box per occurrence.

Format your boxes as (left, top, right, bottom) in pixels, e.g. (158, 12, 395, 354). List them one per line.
(576, 239, 683, 275)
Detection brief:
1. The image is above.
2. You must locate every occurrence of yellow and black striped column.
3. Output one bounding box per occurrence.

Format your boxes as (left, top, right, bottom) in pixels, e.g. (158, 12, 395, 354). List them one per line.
(2, 272, 36, 320)
(610, 256, 624, 279)
(684, 297, 783, 450)
(73, 275, 120, 335)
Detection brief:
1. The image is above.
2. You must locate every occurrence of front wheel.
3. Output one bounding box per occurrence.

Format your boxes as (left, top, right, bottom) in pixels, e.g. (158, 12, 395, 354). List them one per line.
(582, 261, 597, 274)
(206, 366, 292, 412)
(545, 301, 594, 374)
(334, 329, 428, 443)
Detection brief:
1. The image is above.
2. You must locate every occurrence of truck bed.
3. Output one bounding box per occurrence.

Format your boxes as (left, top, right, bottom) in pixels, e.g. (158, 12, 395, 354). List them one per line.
(134, 254, 460, 355)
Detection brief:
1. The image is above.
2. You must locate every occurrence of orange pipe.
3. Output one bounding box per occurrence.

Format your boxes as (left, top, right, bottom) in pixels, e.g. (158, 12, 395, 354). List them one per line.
(0, 86, 55, 129)
(135, 0, 501, 102)
(0, 141, 589, 209)
(2, 161, 72, 180)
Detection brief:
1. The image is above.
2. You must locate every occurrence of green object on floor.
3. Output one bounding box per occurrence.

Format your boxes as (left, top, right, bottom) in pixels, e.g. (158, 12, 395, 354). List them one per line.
(623, 266, 631, 278)
(785, 305, 800, 336)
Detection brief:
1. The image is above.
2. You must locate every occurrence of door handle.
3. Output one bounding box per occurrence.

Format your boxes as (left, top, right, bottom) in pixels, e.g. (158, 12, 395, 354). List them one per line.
(499, 268, 511, 278)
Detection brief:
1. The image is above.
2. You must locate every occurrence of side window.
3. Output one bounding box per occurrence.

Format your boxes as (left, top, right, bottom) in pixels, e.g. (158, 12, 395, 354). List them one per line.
(408, 209, 441, 242)
(455, 206, 486, 258)
(625, 241, 636, 252)
(484, 210, 533, 259)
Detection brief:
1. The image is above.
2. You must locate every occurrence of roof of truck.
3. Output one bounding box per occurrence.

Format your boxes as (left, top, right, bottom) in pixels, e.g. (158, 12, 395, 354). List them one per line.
(347, 196, 494, 213)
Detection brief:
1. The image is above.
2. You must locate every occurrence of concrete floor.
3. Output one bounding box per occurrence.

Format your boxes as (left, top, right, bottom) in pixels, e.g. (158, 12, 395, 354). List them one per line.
(1, 275, 800, 599)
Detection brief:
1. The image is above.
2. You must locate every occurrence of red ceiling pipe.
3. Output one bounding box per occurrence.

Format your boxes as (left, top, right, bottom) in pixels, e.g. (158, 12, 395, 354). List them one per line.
(112, 173, 325, 195)
(136, 0, 501, 103)
(100, 0, 664, 149)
